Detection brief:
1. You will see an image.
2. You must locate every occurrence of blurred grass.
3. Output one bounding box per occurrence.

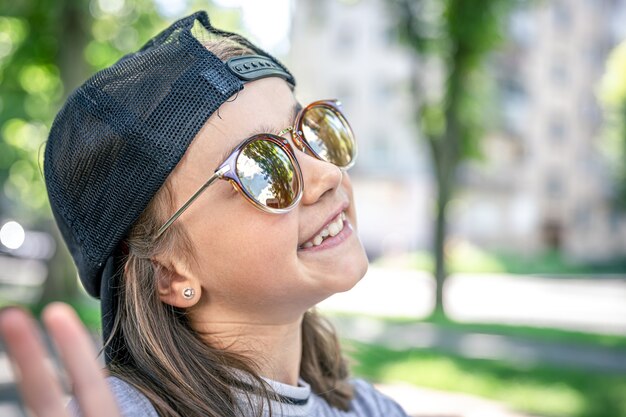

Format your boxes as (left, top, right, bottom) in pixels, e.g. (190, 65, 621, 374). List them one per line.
(356, 237, 626, 416)
(29, 295, 101, 330)
(348, 341, 626, 417)
(381, 310, 626, 350)
(17, 291, 626, 417)
(376, 244, 626, 275)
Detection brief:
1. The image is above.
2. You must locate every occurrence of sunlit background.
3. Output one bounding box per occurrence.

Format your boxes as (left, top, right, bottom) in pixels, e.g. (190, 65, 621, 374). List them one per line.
(1, 0, 625, 416)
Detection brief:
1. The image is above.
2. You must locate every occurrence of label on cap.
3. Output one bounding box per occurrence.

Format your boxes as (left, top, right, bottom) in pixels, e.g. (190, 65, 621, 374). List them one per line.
(226, 55, 293, 84)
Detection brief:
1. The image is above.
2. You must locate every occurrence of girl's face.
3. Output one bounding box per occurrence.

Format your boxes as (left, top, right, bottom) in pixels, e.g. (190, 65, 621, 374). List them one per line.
(164, 77, 368, 324)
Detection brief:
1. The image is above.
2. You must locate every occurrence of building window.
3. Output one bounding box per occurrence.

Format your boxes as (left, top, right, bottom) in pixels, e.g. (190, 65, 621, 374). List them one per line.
(585, 43, 609, 73)
(307, 0, 328, 28)
(548, 116, 566, 143)
(371, 133, 392, 169)
(509, 8, 536, 47)
(574, 204, 591, 229)
(552, 1, 572, 31)
(546, 171, 565, 198)
(334, 82, 353, 109)
(335, 24, 356, 56)
(500, 78, 528, 136)
(374, 79, 393, 102)
(610, 208, 623, 229)
(578, 99, 602, 132)
(382, 26, 397, 47)
(550, 61, 568, 85)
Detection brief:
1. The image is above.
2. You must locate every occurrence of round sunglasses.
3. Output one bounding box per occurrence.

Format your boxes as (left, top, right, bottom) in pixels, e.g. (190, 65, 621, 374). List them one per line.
(156, 99, 357, 238)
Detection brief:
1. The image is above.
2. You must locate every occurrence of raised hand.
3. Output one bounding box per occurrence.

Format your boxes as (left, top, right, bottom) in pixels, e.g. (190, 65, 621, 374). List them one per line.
(0, 303, 120, 417)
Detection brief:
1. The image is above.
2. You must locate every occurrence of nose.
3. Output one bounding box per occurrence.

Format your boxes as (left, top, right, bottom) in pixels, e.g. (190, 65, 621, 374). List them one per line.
(296, 150, 343, 205)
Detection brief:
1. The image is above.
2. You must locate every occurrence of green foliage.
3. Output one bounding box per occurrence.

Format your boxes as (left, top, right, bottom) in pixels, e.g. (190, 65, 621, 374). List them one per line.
(0, 0, 165, 302)
(0, 3, 65, 222)
(349, 342, 626, 417)
(599, 41, 626, 210)
(0, 1, 245, 226)
(386, 1, 516, 314)
(388, 0, 513, 159)
(600, 42, 626, 106)
(0, 1, 245, 302)
(84, 0, 166, 72)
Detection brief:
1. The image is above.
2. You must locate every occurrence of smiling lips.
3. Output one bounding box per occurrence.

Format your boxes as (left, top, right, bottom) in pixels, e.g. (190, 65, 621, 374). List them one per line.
(300, 212, 347, 249)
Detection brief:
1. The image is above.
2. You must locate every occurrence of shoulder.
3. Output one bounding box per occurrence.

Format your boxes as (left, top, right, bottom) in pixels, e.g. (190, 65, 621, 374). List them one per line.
(309, 378, 410, 417)
(67, 376, 158, 417)
(349, 378, 410, 417)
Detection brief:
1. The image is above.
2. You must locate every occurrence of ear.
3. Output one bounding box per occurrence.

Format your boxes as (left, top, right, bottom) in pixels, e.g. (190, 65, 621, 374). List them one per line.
(152, 257, 201, 308)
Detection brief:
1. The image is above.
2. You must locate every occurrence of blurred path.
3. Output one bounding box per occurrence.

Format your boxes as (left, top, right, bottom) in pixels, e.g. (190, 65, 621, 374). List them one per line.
(376, 383, 541, 417)
(318, 266, 626, 335)
(329, 315, 626, 373)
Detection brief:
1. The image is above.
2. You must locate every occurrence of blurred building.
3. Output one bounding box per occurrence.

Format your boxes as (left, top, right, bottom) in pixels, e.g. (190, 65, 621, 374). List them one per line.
(288, 0, 433, 257)
(289, 0, 626, 261)
(460, 0, 626, 260)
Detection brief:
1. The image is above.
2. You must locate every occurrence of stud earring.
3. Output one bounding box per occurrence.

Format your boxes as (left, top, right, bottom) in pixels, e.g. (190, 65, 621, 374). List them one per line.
(182, 287, 195, 300)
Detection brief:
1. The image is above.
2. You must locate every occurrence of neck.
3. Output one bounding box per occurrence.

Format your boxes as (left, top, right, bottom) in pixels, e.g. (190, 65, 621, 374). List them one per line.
(192, 312, 304, 386)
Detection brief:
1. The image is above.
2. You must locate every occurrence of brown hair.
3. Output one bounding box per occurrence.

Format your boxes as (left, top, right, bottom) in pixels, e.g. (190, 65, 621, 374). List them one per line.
(106, 38, 354, 417)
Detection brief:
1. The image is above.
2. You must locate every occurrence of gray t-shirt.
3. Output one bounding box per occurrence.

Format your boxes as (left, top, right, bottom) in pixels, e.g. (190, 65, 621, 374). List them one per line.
(68, 376, 410, 417)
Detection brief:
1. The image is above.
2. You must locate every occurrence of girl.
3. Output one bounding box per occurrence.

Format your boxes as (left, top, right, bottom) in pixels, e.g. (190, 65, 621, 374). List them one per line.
(0, 11, 409, 417)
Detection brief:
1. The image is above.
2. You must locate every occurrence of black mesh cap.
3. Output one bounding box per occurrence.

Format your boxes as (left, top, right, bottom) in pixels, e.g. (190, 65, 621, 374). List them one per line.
(44, 12, 295, 300)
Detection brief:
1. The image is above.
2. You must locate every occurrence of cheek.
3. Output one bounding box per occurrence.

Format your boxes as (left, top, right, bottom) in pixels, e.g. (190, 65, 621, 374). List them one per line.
(341, 174, 359, 227)
(186, 208, 299, 295)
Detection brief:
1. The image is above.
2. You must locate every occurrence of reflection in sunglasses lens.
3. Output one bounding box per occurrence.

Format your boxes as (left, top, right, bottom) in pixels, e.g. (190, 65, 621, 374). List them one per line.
(301, 106, 355, 168)
(236, 139, 298, 209)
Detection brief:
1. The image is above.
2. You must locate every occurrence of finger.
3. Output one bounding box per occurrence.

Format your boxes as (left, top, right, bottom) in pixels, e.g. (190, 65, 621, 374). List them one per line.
(43, 303, 120, 417)
(0, 307, 69, 417)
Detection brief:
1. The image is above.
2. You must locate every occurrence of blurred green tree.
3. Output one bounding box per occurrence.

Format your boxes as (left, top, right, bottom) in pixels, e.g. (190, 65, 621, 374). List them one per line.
(0, 0, 173, 303)
(599, 40, 626, 211)
(387, 0, 514, 316)
(1, 1, 245, 304)
(0, 0, 93, 302)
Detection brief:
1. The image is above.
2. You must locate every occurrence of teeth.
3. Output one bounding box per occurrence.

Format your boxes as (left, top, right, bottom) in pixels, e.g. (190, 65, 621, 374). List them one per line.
(300, 211, 346, 248)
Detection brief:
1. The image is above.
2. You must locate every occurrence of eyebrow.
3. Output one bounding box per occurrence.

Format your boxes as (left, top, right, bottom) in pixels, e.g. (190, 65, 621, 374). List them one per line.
(216, 102, 303, 163)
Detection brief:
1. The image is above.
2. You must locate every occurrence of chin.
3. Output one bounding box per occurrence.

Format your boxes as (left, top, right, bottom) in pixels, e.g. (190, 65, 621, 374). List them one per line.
(325, 241, 369, 295)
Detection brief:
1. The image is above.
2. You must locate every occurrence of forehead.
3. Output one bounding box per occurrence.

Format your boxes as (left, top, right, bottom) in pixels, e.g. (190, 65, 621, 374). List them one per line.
(166, 77, 297, 200)
(190, 77, 297, 164)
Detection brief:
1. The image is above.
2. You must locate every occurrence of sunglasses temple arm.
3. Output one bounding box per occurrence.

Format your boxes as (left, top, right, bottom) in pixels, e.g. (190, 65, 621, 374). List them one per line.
(155, 166, 230, 238)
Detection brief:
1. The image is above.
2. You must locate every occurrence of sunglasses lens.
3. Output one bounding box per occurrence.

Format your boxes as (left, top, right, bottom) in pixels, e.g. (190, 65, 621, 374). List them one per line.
(236, 139, 299, 210)
(301, 105, 356, 168)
